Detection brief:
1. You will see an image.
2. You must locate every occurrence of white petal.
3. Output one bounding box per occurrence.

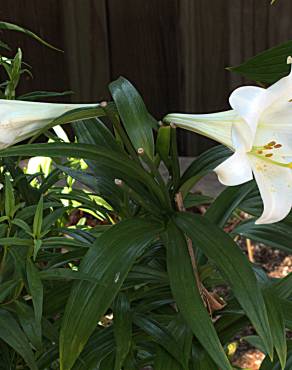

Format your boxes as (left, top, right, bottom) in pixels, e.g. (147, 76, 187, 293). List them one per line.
(214, 151, 253, 186)
(0, 100, 97, 148)
(229, 86, 265, 142)
(229, 66, 292, 150)
(163, 110, 238, 149)
(248, 154, 292, 224)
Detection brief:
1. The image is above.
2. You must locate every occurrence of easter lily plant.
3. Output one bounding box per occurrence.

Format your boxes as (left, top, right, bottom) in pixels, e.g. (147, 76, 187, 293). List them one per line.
(165, 57, 292, 225)
(2, 21, 292, 370)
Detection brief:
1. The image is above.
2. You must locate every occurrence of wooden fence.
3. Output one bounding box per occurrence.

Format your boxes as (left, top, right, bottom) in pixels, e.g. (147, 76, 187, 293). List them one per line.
(1, 0, 292, 154)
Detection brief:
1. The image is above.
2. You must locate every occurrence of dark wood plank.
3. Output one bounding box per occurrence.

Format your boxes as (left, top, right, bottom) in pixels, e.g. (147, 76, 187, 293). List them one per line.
(61, 0, 110, 102)
(107, 0, 182, 118)
(178, 0, 230, 153)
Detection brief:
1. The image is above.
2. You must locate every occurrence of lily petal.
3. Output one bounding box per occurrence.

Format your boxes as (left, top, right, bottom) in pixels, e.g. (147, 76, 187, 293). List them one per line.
(163, 110, 238, 149)
(229, 86, 265, 149)
(248, 155, 292, 224)
(0, 100, 98, 148)
(214, 151, 253, 186)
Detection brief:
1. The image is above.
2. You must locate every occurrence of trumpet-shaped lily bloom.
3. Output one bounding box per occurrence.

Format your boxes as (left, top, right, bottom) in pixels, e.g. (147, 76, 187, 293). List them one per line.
(164, 57, 292, 224)
(0, 99, 98, 149)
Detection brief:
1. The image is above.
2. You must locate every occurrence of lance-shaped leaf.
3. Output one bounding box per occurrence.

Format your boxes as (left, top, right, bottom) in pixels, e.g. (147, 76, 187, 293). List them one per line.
(165, 221, 232, 370)
(228, 40, 292, 84)
(59, 218, 162, 370)
(174, 212, 273, 357)
(0, 308, 37, 370)
(109, 77, 156, 158)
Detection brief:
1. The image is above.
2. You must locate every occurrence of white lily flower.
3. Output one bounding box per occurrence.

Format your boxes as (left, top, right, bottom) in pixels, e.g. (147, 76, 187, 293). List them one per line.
(164, 57, 292, 224)
(0, 99, 98, 149)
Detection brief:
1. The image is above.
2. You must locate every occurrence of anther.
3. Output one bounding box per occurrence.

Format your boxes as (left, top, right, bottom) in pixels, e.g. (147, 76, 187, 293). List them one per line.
(274, 144, 282, 148)
(264, 145, 273, 150)
(265, 153, 273, 158)
(257, 150, 263, 154)
(267, 141, 276, 146)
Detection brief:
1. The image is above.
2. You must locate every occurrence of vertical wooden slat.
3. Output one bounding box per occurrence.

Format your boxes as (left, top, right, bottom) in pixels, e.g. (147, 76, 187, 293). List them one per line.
(178, 0, 230, 154)
(61, 0, 110, 102)
(107, 0, 182, 118)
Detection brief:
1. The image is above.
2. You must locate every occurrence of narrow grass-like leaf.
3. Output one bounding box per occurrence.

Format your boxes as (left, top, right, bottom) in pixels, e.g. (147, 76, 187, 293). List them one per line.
(0, 308, 37, 370)
(174, 212, 273, 357)
(60, 218, 162, 370)
(165, 221, 232, 370)
(0, 21, 60, 50)
(205, 181, 255, 227)
(134, 314, 188, 369)
(113, 293, 132, 370)
(232, 220, 292, 253)
(264, 288, 286, 369)
(26, 259, 43, 344)
(179, 145, 231, 196)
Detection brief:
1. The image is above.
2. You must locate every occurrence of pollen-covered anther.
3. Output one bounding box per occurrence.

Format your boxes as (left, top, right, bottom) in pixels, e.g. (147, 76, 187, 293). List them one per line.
(265, 153, 273, 158)
(257, 150, 263, 154)
(274, 144, 282, 148)
(264, 145, 273, 150)
(268, 141, 276, 146)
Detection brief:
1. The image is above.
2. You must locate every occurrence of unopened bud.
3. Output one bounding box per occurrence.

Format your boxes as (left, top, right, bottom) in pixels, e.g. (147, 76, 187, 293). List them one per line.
(137, 147, 145, 155)
(114, 178, 123, 186)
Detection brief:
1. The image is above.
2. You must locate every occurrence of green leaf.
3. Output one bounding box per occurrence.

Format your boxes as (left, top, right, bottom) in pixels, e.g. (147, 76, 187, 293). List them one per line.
(0, 21, 60, 51)
(0, 142, 167, 208)
(174, 212, 273, 357)
(11, 301, 43, 351)
(113, 294, 132, 370)
(232, 220, 292, 253)
(29, 105, 106, 144)
(26, 259, 43, 344)
(17, 90, 73, 101)
(109, 77, 156, 158)
(165, 221, 232, 370)
(134, 314, 188, 369)
(154, 315, 192, 370)
(263, 289, 286, 369)
(4, 174, 15, 218)
(156, 126, 171, 166)
(260, 341, 292, 370)
(0, 308, 37, 370)
(73, 117, 122, 153)
(228, 40, 292, 84)
(205, 181, 255, 227)
(179, 145, 231, 196)
(33, 195, 43, 238)
(60, 218, 162, 370)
